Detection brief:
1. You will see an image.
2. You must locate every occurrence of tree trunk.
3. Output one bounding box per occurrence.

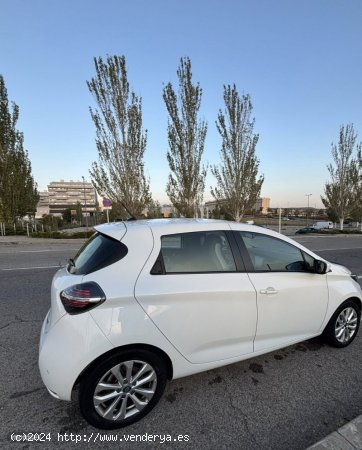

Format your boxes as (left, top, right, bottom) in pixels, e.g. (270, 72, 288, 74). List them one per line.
(339, 217, 344, 230)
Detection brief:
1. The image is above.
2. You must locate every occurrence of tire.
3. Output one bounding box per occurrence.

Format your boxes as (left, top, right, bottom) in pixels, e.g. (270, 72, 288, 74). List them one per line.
(79, 349, 168, 429)
(322, 300, 361, 348)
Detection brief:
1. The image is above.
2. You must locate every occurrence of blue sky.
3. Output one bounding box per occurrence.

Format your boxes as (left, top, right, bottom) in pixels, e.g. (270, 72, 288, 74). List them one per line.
(1, 0, 362, 208)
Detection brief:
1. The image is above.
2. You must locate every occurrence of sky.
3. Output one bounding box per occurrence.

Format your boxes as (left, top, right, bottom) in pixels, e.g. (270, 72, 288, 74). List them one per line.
(1, 0, 362, 208)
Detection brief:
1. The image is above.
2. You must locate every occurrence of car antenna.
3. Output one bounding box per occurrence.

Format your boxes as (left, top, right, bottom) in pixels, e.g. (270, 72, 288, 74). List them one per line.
(119, 201, 137, 221)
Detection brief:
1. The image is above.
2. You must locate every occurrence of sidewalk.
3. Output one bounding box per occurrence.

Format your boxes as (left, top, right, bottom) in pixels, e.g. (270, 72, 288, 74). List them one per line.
(0, 235, 85, 245)
(307, 415, 362, 449)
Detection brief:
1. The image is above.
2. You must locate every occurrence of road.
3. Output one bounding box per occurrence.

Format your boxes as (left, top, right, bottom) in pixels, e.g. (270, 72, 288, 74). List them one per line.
(0, 234, 361, 449)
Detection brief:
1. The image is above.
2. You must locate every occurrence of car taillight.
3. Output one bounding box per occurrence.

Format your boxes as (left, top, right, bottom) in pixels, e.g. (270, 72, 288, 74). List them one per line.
(60, 282, 106, 315)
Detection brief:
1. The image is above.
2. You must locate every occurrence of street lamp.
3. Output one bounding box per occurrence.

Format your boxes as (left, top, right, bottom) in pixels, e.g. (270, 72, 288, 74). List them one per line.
(306, 193, 312, 226)
(82, 176, 89, 231)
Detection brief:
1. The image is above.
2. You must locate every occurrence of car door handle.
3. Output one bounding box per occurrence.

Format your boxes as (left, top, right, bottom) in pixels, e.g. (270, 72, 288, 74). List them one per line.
(260, 287, 278, 295)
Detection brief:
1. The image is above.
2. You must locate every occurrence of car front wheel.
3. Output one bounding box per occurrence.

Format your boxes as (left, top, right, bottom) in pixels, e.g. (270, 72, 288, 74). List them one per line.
(79, 349, 168, 429)
(323, 300, 361, 348)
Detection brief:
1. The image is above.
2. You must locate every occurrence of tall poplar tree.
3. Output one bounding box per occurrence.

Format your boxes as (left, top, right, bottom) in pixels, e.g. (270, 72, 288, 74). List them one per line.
(352, 148, 362, 230)
(163, 57, 207, 218)
(322, 124, 360, 230)
(87, 55, 151, 218)
(211, 85, 264, 222)
(0, 75, 38, 225)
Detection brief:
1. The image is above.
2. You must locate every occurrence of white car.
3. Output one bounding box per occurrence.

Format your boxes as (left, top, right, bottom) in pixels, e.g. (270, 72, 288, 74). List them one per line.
(39, 219, 362, 429)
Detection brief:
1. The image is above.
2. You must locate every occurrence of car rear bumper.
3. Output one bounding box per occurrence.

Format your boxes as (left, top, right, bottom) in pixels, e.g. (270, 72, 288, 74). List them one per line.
(39, 310, 114, 401)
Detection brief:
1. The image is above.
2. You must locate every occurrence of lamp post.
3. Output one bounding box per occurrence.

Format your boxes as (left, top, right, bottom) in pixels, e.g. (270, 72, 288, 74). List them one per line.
(306, 193, 312, 226)
(82, 176, 89, 232)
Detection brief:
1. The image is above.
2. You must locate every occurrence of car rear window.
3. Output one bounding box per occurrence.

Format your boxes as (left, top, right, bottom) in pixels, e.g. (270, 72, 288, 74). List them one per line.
(68, 232, 128, 275)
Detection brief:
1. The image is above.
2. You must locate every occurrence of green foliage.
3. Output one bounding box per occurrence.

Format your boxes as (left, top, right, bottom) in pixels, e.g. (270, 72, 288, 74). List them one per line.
(1, 226, 27, 236)
(146, 199, 163, 218)
(163, 57, 207, 218)
(325, 207, 339, 223)
(108, 201, 130, 221)
(0, 75, 39, 225)
(40, 214, 62, 230)
(321, 124, 361, 230)
(350, 147, 362, 224)
(75, 201, 83, 222)
(87, 55, 151, 218)
(208, 204, 234, 221)
(211, 85, 264, 222)
(62, 208, 72, 223)
(31, 230, 95, 239)
(319, 228, 362, 235)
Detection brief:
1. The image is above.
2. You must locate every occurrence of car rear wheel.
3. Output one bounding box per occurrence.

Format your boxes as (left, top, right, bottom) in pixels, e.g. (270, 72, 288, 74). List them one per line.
(79, 349, 167, 429)
(322, 300, 361, 348)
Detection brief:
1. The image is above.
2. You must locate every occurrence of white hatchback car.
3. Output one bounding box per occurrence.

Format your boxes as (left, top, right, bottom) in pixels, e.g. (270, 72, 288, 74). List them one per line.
(39, 219, 362, 429)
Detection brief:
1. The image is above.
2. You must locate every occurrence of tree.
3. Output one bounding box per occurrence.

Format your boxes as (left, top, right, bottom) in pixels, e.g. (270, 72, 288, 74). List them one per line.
(75, 201, 83, 223)
(321, 124, 361, 230)
(0, 75, 38, 225)
(87, 55, 151, 218)
(163, 57, 207, 218)
(325, 206, 339, 223)
(211, 85, 264, 222)
(351, 147, 362, 230)
(146, 199, 163, 218)
(62, 208, 72, 223)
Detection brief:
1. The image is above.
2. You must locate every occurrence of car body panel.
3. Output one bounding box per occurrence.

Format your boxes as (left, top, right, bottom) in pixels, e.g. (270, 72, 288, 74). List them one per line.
(49, 267, 84, 328)
(39, 312, 114, 400)
(94, 221, 127, 241)
(134, 221, 258, 363)
(247, 271, 329, 351)
(39, 219, 362, 405)
(135, 271, 258, 363)
(321, 263, 362, 329)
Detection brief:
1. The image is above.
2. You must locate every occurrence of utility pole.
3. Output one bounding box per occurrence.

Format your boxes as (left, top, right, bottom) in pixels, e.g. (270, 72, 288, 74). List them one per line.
(306, 193, 312, 226)
(82, 176, 89, 232)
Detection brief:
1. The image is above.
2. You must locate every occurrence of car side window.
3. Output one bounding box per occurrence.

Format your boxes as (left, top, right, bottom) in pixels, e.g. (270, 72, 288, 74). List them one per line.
(239, 232, 310, 272)
(155, 231, 237, 274)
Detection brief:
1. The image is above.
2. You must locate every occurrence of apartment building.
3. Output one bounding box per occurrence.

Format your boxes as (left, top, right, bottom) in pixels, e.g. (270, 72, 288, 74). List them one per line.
(36, 180, 97, 217)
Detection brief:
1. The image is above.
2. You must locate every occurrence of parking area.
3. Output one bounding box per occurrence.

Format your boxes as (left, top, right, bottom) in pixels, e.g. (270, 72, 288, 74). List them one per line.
(0, 234, 361, 449)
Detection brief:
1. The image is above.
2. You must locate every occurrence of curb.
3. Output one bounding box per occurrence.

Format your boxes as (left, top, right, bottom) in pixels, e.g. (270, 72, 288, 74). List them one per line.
(307, 415, 362, 449)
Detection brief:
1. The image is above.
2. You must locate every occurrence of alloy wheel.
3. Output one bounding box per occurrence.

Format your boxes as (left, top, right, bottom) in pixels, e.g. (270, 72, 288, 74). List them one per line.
(93, 360, 157, 421)
(334, 307, 358, 344)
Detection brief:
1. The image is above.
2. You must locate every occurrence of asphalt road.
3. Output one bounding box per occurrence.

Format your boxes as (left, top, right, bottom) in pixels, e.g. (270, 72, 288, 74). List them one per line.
(0, 235, 362, 449)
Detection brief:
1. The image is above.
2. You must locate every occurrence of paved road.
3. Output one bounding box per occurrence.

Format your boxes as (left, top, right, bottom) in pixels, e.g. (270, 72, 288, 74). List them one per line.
(294, 234, 362, 280)
(0, 235, 361, 449)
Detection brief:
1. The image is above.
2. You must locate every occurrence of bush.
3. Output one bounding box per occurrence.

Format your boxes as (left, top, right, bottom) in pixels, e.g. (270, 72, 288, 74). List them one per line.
(2, 228, 28, 236)
(31, 230, 95, 239)
(319, 229, 362, 235)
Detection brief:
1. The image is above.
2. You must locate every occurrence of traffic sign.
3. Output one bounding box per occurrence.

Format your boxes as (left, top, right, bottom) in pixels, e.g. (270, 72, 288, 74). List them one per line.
(103, 198, 112, 208)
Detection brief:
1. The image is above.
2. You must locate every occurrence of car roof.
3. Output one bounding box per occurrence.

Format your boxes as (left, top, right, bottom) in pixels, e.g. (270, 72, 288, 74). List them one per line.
(95, 218, 231, 240)
(96, 218, 274, 240)
(94, 218, 325, 262)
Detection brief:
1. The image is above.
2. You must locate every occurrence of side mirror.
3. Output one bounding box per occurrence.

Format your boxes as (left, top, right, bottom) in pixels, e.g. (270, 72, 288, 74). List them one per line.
(314, 260, 328, 274)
